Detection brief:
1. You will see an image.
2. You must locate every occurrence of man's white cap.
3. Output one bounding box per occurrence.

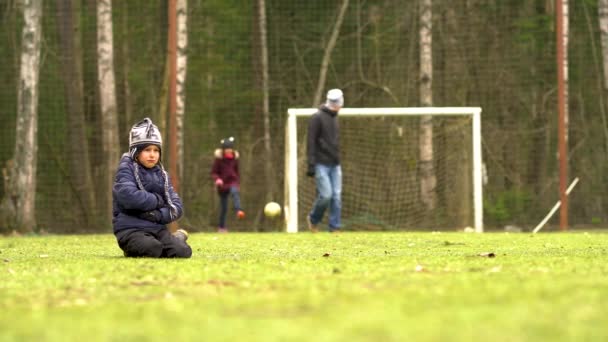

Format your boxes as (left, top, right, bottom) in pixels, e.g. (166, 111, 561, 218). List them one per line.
(326, 88, 344, 108)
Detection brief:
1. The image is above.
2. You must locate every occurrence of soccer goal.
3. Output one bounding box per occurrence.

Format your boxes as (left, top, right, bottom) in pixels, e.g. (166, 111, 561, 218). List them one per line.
(284, 107, 483, 233)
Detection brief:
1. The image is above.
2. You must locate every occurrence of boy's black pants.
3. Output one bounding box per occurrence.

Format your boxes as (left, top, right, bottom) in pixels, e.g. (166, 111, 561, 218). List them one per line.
(116, 227, 192, 258)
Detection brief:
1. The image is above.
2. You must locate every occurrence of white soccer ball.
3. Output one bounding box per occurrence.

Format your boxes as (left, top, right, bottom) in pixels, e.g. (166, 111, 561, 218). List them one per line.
(264, 202, 281, 218)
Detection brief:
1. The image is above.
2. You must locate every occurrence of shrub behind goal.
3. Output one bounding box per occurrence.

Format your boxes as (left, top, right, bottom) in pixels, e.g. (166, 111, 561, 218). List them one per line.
(284, 107, 483, 233)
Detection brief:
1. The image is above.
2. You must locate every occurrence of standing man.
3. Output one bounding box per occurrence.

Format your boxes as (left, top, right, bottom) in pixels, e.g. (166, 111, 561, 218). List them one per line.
(306, 88, 344, 233)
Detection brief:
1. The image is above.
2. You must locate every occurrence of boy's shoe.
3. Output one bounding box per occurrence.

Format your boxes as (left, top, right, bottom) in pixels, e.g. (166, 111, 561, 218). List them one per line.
(236, 210, 246, 219)
(306, 215, 319, 233)
(218, 227, 228, 233)
(173, 228, 189, 242)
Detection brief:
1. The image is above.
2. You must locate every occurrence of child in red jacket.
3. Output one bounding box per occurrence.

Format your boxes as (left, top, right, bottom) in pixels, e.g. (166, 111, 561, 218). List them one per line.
(211, 137, 245, 233)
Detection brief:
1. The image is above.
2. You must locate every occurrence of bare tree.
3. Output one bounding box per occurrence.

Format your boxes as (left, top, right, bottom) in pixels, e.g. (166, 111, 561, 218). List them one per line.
(97, 0, 120, 222)
(596, 0, 608, 154)
(56, 0, 97, 229)
(2, 0, 43, 233)
(176, 0, 188, 181)
(563, 0, 569, 122)
(312, 0, 349, 107)
(600, 0, 608, 90)
(557, 0, 570, 230)
(419, 0, 436, 210)
(119, 1, 133, 141)
(256, 0, 274, 201)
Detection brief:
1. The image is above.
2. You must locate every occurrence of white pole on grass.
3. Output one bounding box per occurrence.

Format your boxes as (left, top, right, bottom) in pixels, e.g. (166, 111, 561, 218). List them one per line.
(285, 112, 299, 233)
(532, 177, 579, 234)
(472, 108, 484, 233)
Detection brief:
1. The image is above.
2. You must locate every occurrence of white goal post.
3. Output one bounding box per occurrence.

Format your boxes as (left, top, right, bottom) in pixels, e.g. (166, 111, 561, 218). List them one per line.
(284, 107, 484, 233)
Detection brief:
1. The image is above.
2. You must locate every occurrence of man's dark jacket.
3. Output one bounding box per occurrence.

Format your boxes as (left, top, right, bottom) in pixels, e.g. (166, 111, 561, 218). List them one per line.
(307, 105, 340, 168)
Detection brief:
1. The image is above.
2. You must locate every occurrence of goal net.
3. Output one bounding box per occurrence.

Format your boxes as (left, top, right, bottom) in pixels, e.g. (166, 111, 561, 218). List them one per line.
(284, 107, 483, 233)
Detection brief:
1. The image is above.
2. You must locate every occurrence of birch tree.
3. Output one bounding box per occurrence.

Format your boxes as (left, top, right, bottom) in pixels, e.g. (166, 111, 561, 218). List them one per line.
(419, 0, 436, 210)
(97, 0, 120, 221)
(5, 0, 43, 233)
(176, 0, 188, 181)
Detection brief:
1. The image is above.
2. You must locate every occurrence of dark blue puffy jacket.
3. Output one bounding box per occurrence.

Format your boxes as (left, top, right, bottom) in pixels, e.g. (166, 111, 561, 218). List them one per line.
(112, 154, 183, 234)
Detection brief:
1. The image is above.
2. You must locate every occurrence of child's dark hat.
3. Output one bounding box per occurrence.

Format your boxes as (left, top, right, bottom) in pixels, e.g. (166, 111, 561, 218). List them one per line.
(221, 137, 235, 149)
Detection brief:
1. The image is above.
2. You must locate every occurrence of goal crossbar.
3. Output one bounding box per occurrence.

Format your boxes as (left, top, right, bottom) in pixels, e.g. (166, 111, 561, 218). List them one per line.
(284, 107, 483, 233)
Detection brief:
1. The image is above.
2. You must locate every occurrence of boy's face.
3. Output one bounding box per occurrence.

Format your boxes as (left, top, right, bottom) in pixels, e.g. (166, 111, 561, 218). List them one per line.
(137, 145, 160, 168)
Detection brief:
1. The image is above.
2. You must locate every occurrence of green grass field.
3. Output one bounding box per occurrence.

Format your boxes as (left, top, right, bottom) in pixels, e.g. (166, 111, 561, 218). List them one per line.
(1, 231, 607, 341)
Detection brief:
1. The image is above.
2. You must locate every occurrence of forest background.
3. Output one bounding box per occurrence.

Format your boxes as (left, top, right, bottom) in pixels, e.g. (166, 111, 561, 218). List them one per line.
(1, 0, 606, 234)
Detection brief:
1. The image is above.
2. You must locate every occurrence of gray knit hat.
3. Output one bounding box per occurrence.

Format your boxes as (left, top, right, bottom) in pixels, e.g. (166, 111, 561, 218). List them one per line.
(326, 89, 344, 108)
(129, 118, 162, 159)
(129, 117, 162, 149)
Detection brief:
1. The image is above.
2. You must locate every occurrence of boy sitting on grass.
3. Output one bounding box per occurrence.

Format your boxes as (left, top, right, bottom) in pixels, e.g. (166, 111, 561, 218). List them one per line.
(112, 118, 191, 258)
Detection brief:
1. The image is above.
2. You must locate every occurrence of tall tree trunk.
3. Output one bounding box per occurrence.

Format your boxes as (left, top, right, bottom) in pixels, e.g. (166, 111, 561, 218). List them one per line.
(97, 0, 120, 226)
(7, 0, 43, 233)
(158, 56, 170, 143)
(312, 0, 349, 107)
(563, 0, 569, 127)
(419, 0, 436, 211)
(600, 0, 608, 91)
(256, 0, 274, 202)
(176, 0, 188, 182)
(558, 0, 570, 230)
(120, 0, 133, 144)
(56, 0, 97, 229)
(167, 0, 178, 233)
(585, 0, 608, 157)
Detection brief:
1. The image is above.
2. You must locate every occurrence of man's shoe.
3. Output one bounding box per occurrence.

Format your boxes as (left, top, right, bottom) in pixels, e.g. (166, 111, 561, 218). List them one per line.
(307, 215, 319, 233)
(218, 227, 228, 233)
(173, 228, 189, 242)
(236, 210, 246, 219)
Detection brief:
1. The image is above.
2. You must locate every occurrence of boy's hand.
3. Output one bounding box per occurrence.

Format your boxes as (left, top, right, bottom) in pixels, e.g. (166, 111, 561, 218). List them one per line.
(154, 193, 165, 209)
(138, 210, 162, 223)
(215, 178, 224, 187)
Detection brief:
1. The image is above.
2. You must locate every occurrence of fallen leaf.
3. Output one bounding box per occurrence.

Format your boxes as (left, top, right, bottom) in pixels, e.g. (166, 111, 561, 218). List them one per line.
(3, 259, 9, 263)
(322, 253, 330, 257)
(39, 254, 49, 258)
(415, 264, 425, 272)
(478, 252, 495, 258)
